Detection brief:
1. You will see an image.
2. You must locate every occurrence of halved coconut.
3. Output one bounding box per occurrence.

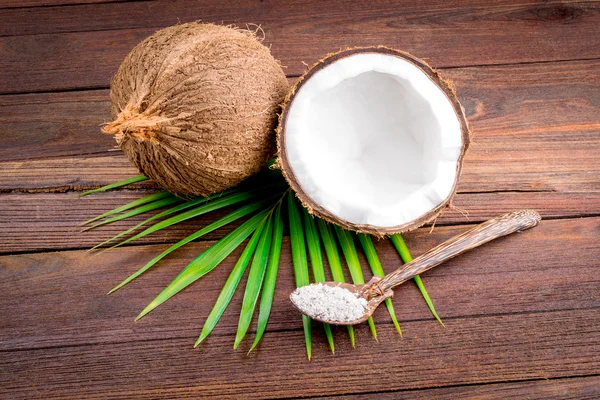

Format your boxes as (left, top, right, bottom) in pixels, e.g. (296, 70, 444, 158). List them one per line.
(278, 47, 469, 235)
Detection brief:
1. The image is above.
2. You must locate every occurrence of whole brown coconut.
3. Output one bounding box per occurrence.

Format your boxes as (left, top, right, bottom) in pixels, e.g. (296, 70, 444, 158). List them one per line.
(103, 23, 289, 197)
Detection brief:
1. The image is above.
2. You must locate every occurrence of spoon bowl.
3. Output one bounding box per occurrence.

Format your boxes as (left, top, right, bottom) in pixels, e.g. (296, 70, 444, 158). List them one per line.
(289, 277, 394, 325)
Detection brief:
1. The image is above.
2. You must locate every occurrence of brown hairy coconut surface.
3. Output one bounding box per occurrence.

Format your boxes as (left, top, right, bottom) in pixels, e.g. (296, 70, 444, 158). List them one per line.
(103, 22, 289, 197)
(277, 47, 470, 236)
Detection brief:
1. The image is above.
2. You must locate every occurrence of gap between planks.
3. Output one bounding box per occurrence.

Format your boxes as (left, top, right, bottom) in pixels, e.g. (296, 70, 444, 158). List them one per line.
(3, 52, 600, 98)
(2, 1, 600, 93)
(1, 305, 597, 354)
(1, 308, 598, 398)
(1, 206, 599, 256)
(0, 0, 152, 11)
(288, 374, 600, 400)
(1, 184, 598, 254)
(1, 0, 599, 38)
(4, 54, 600, 98)
(2, 216, 598, 347)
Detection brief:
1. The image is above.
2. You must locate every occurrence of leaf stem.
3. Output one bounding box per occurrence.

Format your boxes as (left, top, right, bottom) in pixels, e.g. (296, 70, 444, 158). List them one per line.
(79, 175, 147, 197)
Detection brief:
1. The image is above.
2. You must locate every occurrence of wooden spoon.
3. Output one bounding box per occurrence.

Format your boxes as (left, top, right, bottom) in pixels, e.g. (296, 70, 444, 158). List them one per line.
(290, 209, 541, 325)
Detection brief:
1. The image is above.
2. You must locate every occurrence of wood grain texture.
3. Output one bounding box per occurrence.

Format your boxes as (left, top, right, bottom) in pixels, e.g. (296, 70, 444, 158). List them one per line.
(0, 191, 240, 254)
(338, 375, 600, 399)
(1, 215, 589, 399)
(0, 154, 144, 192)
(1, 218, 598, 351)
(380, 210, 541, 291)
(1, 0, 599, 93)
(0, 309, 598, 399)
(0, 89, 114, 162)
(4, 0, 592, 36)
(1, 189, 599, 254)
(0, 0, 136, 9)
(446, 60, 600, 193)
(1, 1, 599, 398)
(1, 59, 598, 194)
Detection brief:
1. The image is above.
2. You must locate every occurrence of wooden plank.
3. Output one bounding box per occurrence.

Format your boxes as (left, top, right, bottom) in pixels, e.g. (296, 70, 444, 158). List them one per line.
(1, 217, 598, 351)
(1, 59, 599, 193)
(338, 376, 600, 399)
(1, 1, 600, 93)
(0, 90, 114, 162)
(0, 28, 151, 94)
(2, 139, 598, 193)
(445, 60, 600, 193)
(2, 0, 591, 36)
(0, 0, 134, 9)
(0, 154, 142, 192)
(0, 308, 598, 399)
(0, 191, 240, 254)
(0, 3, 596, 399)
(1, 190, 599, 254)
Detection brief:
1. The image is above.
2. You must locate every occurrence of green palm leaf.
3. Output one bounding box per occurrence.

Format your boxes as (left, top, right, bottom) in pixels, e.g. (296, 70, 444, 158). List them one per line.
(334, 226, 377, 340)
(287, 193, 312, 360)
(81, 191, 174, 226)
(195, 219, 267, 346)
(79, 175, 148, 197)
(83, 169, 444, 354)
(90, 188, 240, 250)
(109, 199, 271, 294)
(316, 219, 355, 348)
(136, 209, 271, 320)
(83, 196, 182, 231)
(249, 201, 284, 353)
(112, 189, 262, 250)
(357, 233, 402, 336)
(234, 213, 273, 349)
(390, 234, 444, 326)
(302, 209, 335, 353)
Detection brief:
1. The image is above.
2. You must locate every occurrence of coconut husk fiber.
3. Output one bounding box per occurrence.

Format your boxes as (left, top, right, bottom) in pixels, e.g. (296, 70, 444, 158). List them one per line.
(103, 22, 289, 197)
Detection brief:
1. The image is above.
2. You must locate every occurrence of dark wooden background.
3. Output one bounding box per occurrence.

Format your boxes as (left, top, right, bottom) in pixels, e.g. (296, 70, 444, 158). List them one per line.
(1, 0, 599, 398)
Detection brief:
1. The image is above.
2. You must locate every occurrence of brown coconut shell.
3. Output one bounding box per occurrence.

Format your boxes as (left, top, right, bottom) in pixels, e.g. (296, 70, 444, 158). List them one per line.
(103, 22, 289, 197)
(277, 47, 470, 236)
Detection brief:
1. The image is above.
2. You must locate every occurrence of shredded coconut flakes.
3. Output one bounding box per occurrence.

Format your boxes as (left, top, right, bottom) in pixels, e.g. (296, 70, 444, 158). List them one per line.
(291, 283, 369, 322)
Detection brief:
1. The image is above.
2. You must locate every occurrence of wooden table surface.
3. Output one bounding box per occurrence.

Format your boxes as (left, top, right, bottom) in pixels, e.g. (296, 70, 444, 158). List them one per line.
(1, 1, 600, 398)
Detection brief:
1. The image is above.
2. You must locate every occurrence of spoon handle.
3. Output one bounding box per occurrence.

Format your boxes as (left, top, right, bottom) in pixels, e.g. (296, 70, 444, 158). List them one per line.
(378, 209, 541, 293)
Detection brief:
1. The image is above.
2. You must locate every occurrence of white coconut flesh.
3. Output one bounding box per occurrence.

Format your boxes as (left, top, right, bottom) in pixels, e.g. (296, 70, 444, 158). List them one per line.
(283, 53, 465, 229)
